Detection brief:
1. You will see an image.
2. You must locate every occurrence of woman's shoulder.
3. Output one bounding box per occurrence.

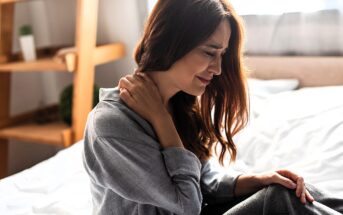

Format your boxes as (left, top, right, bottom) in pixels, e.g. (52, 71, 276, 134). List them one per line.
(89, 87, 155, 139)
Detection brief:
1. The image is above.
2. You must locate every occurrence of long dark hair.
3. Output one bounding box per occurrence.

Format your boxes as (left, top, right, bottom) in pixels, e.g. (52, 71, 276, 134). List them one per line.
(134, 0, 248, 166)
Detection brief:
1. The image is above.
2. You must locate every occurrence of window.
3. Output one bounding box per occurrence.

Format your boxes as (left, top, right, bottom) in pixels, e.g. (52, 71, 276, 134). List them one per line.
(147, 0, 343, 15)
(231, 0, 343, 15)
(148, 0, 157, 13)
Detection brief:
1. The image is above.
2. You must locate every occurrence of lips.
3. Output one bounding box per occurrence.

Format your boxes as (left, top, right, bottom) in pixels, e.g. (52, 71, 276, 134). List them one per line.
(197, 76, 212, 85)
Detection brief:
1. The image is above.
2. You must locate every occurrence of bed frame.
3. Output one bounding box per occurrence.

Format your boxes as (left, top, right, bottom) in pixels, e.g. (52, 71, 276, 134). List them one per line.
(245, 56, 343, 88)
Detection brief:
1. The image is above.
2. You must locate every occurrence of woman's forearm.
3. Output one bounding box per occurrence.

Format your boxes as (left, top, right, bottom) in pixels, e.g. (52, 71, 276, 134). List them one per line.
(151, 113, 184, 149)
(234, 174, 265, 197)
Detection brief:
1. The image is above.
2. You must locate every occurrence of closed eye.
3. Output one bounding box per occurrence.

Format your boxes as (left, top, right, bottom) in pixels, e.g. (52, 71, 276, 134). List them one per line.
(204, 51, 215, 58)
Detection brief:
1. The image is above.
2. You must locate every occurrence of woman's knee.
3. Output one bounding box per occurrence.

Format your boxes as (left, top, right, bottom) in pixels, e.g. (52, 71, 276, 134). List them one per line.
(265, 184, 295, 200)
(267, 184, 291, 193)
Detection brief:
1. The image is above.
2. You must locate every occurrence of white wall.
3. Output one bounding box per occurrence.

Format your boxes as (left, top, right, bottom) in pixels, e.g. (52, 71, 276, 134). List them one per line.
(8, 0, 144, 175)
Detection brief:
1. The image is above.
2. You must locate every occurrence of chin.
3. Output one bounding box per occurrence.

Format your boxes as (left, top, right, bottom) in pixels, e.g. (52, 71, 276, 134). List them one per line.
(183, 88, 206, 97)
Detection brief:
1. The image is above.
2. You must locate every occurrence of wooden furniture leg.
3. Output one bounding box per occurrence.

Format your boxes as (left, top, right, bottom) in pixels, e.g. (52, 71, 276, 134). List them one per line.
(72, 0, 99, 142)
(0, 3, 14, 179)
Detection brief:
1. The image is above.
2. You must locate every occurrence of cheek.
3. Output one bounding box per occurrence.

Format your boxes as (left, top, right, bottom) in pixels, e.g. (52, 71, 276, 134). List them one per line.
(183, 53, 210, 76)
(192, 53, 211, 68)
(171, 51, 211, 95)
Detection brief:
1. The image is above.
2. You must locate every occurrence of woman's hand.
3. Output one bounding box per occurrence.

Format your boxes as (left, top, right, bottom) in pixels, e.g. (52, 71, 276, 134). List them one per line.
(118, 71, 184, 149)
(257, 169, 315, 204)
(118, 71, 167, 124)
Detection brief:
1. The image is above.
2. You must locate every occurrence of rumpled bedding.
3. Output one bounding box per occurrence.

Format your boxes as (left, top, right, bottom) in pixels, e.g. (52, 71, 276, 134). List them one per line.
(1, 80, 342, 214)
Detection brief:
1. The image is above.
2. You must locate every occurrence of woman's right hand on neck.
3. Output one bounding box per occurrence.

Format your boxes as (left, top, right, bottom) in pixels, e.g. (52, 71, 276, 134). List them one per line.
(118, 72, 184, 148)
(118, 71, 167, 124)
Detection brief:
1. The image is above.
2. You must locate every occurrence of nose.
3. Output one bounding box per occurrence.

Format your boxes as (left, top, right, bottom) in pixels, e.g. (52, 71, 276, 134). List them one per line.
(209, 56, 222, 76)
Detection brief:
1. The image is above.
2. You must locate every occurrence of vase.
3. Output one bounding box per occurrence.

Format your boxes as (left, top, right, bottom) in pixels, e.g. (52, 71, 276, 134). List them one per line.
(19, 35, 37, 61)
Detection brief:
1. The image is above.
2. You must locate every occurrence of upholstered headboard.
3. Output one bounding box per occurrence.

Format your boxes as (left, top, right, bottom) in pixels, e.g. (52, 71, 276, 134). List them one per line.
(245, 56, 343, 88)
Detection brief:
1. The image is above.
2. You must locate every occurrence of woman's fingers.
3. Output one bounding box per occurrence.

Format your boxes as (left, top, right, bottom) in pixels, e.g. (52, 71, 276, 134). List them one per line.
(276, 169, 299, 181)
(119, 74, 146, 97)
(276, 170, 315, 204)
(305, 188, 315, 203)
(301, 190, 306, 204)
(136, 72, 156, 86)
(118, 71, 165, 123)
(119, 88, 135, 105)
(273, 174, 297, 189)
(118, 76, 134, 91)
(295, 176, 307, 204)
(296, 177, 304, 197)
(277, 169, 304, 197)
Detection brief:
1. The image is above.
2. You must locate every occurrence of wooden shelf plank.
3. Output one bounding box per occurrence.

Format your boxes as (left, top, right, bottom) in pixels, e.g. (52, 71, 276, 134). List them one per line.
(0, 43, 125, 72)
(93, 43, 125, 65)
(0, 58, 69, 72)
(0, 0, 34, 4)
(0, 45, 71, 72)
(0, 121, 71, 146)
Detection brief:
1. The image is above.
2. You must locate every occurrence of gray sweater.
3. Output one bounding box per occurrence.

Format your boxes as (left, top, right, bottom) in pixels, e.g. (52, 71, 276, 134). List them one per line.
(82, 88, 241, 215)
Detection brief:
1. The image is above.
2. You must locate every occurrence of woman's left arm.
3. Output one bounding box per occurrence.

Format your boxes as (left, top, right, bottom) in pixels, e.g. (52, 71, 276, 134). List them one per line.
(234, 170, 315, 204)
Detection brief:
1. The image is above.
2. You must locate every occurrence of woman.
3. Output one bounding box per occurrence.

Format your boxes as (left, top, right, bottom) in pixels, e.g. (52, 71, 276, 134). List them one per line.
(82, 0, 343, 214)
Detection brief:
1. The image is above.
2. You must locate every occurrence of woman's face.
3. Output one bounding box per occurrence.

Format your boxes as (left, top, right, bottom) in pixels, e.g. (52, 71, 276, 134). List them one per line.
(168, 19, 231, 96)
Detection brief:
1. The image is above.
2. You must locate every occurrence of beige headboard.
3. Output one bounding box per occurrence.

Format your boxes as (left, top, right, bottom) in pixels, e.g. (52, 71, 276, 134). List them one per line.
(245, 56, 343, 88)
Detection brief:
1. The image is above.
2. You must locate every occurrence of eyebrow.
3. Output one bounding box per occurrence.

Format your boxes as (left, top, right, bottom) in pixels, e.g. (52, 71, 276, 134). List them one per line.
(205, 43, 227, 50)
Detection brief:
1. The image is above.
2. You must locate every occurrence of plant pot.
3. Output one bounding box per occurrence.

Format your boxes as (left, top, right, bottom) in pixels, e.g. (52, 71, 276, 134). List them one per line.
(19, 35, 37, 61)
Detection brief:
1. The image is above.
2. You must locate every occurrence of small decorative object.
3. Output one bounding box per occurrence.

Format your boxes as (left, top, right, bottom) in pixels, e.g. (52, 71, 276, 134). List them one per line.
(19, 25, 37, 61)
(59, 84, 100, 125)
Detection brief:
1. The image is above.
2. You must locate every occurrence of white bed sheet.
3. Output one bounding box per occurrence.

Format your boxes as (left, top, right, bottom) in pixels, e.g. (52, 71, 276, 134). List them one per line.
(0, 140, 92, 215)
(1, 84, 343, 214)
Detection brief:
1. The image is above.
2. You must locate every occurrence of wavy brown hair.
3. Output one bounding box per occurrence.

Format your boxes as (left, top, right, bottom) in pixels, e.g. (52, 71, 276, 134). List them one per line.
(134, 0, 248, 166)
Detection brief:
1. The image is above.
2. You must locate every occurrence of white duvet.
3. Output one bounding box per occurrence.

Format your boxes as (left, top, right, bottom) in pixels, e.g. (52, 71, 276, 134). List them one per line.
(0, 141, 91, 215)
(1, 82, 343, 214)
(231, 85, 343, 198)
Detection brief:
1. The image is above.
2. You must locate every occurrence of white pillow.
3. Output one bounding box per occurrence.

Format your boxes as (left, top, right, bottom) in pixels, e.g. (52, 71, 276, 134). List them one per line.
(247, 78, 300, 119)
(247, 78, 299, 96)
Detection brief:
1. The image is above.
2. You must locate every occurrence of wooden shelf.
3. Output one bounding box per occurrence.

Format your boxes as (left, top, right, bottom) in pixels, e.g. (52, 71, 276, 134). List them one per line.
(93, 43, 125, 66)
(0, 121, 72, 147)
(0, 42, 125, 72)
(0, 58, 69, 72)
(0, 104, 73, 147)
(0, 0, 34, 4)
(0, 0, 126, 178)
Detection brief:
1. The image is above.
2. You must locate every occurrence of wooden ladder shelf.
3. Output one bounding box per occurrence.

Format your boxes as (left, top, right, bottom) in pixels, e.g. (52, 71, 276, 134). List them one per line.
(0, 0, 126, 178)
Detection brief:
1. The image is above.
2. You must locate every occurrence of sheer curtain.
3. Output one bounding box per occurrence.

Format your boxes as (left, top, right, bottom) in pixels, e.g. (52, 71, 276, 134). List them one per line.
(230, 0, 343, 15)
(147, 0, 343, 15)
(145, 0, 343, 55)
(243, 10, 343, 55)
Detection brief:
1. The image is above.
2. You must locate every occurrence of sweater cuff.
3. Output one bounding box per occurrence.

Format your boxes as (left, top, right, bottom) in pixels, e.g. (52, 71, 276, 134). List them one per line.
(162, 147, 201, 180)
(215, 171, 242, 199)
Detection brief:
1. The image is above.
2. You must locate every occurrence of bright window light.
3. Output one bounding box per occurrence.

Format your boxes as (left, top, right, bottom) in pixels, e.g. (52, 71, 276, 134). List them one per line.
(231, 0, 343, 15)
(147, 0, 343, 15)
(148, 0, 157, 13)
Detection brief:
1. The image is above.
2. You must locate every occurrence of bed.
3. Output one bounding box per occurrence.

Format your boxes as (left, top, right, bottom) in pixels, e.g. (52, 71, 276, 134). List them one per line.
(1, 56, 342, 214)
